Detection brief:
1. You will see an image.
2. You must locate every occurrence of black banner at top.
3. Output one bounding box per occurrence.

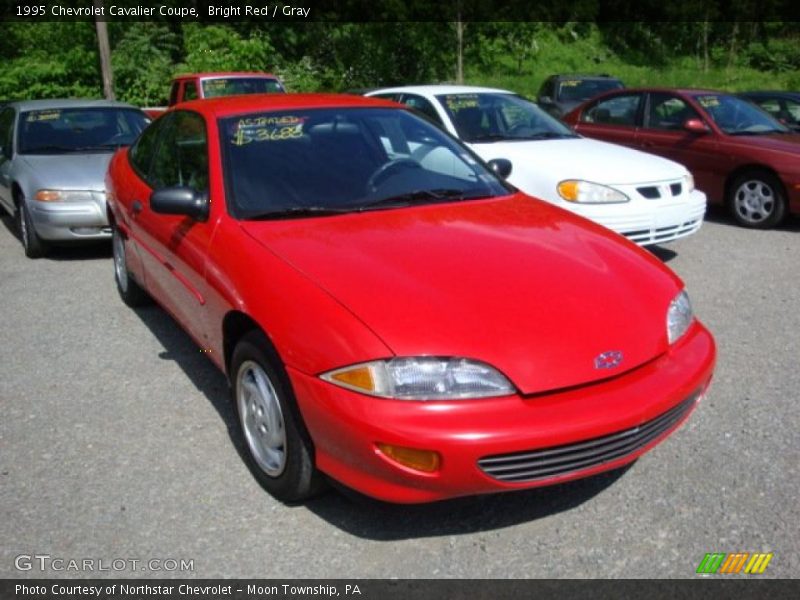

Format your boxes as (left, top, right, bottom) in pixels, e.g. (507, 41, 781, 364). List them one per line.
(4, 0, 800, 22)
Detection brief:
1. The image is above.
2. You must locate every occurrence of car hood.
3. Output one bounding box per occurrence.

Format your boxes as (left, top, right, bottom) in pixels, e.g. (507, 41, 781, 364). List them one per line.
(241, 194, 683, 395)
(19, 152, 114, 191)
(468, 137, 688, 187)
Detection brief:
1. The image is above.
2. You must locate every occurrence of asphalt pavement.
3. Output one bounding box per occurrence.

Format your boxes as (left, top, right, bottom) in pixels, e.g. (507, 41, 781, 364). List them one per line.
(0, 206, 798, 579)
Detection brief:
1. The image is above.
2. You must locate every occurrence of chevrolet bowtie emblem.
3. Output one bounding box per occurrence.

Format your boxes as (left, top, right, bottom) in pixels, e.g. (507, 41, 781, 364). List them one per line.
(595, 350, 624, 369)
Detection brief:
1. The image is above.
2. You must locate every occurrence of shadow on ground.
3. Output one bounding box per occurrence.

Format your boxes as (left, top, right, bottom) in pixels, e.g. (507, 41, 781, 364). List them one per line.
(1, 214, 111, 260)
(130, 301, 632, 541)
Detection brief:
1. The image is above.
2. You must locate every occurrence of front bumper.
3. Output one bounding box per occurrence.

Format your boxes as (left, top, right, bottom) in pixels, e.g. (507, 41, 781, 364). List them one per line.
(288, 321, 716, 503)
(565, 189, 707, 246)
(29, 194, 111, 241)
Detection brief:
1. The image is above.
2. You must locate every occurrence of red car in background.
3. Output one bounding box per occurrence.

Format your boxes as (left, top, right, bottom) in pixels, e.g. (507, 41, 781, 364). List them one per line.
(106, 94, 715, 503)
(564, 88, 800, 228)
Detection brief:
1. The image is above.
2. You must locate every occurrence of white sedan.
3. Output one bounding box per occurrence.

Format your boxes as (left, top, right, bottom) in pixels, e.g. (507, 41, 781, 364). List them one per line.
(366, 85, 706, 245)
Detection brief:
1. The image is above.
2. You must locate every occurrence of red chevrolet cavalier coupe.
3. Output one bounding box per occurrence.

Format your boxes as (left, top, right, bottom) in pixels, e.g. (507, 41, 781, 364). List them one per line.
(106, 94, 716, 503)
(563, 88, 800, 229)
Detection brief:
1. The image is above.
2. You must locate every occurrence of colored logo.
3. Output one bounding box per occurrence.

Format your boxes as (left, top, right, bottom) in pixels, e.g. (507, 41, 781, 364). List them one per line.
(696, 552, 773, 574)
(594, 350, 623, 370)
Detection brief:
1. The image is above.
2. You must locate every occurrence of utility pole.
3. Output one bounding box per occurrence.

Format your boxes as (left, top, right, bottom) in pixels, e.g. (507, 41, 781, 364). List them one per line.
(94, 0, 115, 100)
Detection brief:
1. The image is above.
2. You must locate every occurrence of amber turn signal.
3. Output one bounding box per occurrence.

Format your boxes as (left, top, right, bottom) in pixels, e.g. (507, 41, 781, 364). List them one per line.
(377, 443, 441, 473)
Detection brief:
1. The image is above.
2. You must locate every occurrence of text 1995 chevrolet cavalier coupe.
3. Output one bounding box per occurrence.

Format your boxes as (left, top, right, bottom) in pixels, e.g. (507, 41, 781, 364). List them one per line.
(106, 94, 715, 503)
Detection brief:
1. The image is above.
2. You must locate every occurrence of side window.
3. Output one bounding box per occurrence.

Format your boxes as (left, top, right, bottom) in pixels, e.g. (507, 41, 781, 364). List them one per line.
(784, 98, 800, 124)
(168, 82, 180, 105)
(150, 111, 209, 191)
(183, 82, 198, 101)
(129, 114, 171, 180)
(0, 108, 15, 160)
(400, 94, 444, 126)
(646, 93, 701, 130)
(582, 94, 642, 127)
(754, 97, 780, 117)
(539, 78, 555, 100)
(370, 93, 402, 102)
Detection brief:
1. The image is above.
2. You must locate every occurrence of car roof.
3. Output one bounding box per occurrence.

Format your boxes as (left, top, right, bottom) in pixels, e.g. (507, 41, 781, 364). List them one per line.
(176, 93, 402, 117)
(174, 72, 279, 80)
(367, 84, 514, 96)
(739, 90, 800, 98)
(551, 74, 621, 80)
(8, 98, 141, 111)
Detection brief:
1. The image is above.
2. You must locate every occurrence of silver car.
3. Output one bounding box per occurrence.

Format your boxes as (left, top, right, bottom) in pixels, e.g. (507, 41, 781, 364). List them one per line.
(0, 99, 150, 258)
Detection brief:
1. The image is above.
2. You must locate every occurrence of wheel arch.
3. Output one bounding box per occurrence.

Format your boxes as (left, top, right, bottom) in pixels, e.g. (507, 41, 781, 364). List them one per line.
(222, 311, 276, 378)
(724, 164, 787, 204)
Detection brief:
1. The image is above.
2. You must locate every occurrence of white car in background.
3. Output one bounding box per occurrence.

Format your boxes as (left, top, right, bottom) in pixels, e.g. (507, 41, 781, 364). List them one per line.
(366, 85, 706, 245)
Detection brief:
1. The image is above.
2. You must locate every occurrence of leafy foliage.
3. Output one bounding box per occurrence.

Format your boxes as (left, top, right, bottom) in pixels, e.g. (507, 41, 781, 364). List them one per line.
(0, 21, 797, 106)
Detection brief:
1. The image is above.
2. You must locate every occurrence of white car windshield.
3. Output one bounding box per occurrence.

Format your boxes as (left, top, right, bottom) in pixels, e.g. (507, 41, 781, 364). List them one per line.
(436, 93, 578, 143)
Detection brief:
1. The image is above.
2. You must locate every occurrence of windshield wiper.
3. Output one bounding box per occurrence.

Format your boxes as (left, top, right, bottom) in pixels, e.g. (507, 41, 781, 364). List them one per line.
(360, 188, 488, 210)
(245, 206, 356, 220)
(728, 129, 785, 136)
(23, 145, 74, 153)
(514, 132, 578, 140)
(468, 134, 509, 142)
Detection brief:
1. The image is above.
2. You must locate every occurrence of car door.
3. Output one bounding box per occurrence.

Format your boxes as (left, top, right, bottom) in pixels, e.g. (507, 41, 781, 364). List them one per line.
(0, 107, 17, 212)
(574, 92, 644, 149)
(126, 110, 215, 344)
(637, 92, 721, 192)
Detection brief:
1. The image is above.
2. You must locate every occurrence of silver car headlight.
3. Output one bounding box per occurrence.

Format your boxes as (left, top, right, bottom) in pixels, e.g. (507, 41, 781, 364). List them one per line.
(667, 290, 693, 344)
(35, 189, 96, 203)
(557, 180, 629, 204)
(321, 357, 515, 400)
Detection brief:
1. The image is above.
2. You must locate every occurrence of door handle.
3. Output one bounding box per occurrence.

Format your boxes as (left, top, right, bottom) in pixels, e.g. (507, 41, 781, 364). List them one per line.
(132, 200, 143, 215)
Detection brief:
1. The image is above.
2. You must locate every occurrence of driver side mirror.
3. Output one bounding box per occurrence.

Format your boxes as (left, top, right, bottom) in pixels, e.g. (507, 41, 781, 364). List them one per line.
(150, 186, 208, 221)
(683, 118, 709, 134)
(488, 158, 513, 179)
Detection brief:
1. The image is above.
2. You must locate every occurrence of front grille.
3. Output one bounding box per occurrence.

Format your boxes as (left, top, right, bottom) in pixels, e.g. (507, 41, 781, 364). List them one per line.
(637, 186, 660, 199)
(477, 392, 699, 483)
(625, 217, 703, 245)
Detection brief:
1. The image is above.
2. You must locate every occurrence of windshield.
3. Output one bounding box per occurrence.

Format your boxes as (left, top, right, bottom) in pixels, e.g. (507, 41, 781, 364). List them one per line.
(435, 93, 576, 143)
(693, 94, 789, 135)
(557, 79, 623, 103)
(202, 77, 285, 98)
(18, 107, 149, 154)
(220, 108, 510, 219)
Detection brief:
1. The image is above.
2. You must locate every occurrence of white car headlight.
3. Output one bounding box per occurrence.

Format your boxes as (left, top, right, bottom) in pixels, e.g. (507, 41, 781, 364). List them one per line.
(557, 180, 629, 204)
(684, 173, 695, 193)
(667, 290, 693, 344)
(321, 357, 515, 400)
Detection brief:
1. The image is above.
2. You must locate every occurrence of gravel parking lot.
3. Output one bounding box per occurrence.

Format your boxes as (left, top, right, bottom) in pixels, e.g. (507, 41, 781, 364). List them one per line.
(1, 206, 798, 579)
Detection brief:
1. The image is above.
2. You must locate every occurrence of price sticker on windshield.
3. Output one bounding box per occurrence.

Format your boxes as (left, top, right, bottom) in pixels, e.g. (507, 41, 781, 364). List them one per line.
(560, 80, 581, 87)
(697, 96, 720, 108)
(446, 95, 479, 111)
(26, 110, 61, 122)
(230, 115, 306, 146)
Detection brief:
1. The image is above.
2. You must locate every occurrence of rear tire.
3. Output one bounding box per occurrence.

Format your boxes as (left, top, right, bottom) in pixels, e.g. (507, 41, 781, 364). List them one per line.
(17, 201, 47, 259)
(112, 224, 150, 307)
(727, 171, 787, 229)
(231, 330, 325, 503)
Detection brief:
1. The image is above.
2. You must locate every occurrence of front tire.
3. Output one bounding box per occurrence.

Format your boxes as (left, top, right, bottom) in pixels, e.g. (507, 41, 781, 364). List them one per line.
(727, 172, 787, 229)
(17, 201, 47, 258)
(112, 224, 150, 307)
(231, 331, 324, 503)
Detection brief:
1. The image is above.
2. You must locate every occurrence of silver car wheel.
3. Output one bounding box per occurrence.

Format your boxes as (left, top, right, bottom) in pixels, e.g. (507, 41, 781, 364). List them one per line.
(734, 179, 775, 225)
(112, 228, 129, 293)
(237, 360, 287, 477)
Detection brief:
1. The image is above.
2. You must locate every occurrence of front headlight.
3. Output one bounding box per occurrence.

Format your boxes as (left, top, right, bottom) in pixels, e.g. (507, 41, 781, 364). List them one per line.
(667, 290, 693, 344)
(684, 173, 695, 193)
(557, 180, 629, 204)
(35, 189, 96, 203)
(321, 357, 515, 400)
